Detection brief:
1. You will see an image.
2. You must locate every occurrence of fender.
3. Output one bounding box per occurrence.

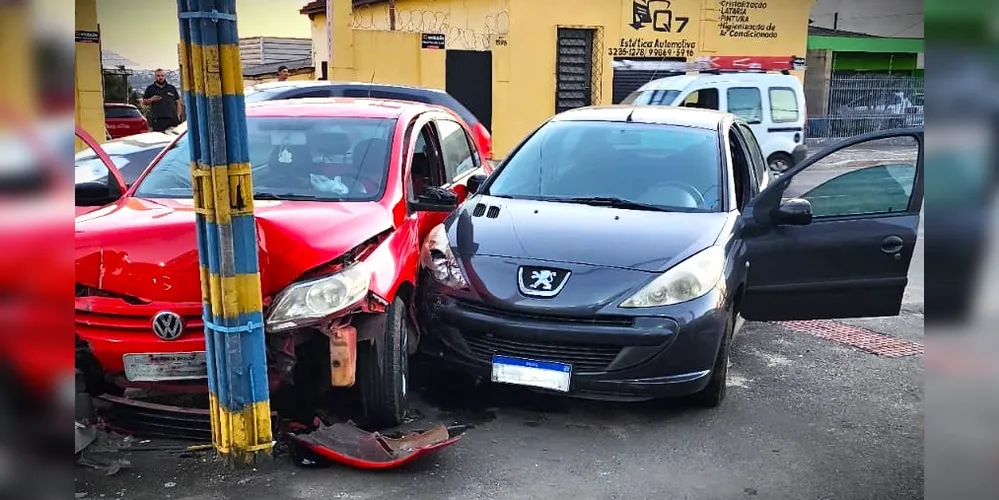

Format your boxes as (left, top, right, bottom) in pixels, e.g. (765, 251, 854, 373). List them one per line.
(365, 218, 420, 304)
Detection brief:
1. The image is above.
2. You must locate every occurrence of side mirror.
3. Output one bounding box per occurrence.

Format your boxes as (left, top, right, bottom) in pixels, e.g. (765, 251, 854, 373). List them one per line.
(772, 198, 813, 225)
(76, 181, 119, 207)
(466, 174, 488, 195)
(410, 186, 459, 213)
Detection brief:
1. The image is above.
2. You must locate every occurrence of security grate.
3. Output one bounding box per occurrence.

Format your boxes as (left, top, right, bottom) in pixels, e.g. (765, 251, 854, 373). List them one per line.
(555, 28, 595, 114)
(778, 320, 923, 358)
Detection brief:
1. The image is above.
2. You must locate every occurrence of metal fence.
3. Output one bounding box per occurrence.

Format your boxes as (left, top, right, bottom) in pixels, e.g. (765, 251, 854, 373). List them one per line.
(807, 73, 924, 139)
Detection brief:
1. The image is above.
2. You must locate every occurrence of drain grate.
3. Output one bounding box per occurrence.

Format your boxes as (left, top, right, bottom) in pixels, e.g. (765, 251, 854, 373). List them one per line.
(778, 320, 923, 358)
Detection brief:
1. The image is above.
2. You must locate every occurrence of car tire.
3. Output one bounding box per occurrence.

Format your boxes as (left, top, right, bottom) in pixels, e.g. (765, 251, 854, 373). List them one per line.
(689, 311, 735, 408)
(358, 296, 409, 429)
(767, 152, 794, 174)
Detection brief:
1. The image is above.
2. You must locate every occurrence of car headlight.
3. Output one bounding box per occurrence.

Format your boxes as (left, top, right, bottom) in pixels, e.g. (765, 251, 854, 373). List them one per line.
(419, 224, 468, 289)
(266, 261, 371, 331)
(619, 246, 725, 308)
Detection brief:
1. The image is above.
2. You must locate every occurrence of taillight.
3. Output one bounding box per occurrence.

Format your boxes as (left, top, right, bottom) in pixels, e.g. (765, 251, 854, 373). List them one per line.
(473, 122, 492, 161)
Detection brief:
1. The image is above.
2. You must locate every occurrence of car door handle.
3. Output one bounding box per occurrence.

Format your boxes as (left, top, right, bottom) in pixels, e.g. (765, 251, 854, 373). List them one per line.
(881, 235, 904, 254)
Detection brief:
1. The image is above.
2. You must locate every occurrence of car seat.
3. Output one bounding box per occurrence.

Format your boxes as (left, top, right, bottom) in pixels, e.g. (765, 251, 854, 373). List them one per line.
(266, 144, 315, 190)
(410, 151, 431, 197)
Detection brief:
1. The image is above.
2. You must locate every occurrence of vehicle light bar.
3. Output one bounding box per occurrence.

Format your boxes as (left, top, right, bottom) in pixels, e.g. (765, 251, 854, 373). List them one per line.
(612, 56, 807, 73)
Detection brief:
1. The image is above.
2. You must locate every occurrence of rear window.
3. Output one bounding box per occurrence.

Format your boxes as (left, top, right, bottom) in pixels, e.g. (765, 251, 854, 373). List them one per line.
(104, 106, 142, 119)
(768, 87, 800, 123)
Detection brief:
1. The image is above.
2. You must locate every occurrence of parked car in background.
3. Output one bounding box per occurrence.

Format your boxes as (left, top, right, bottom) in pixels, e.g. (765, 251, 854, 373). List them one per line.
(75, 98, 492, 428)
(622, 72, 808, 174)
(415, 105, 922, 408)
(833, 91, 923, 134)
(75, 131, 175, 188)
(245, 80, 493, 160)
(104, 103, 149, 139)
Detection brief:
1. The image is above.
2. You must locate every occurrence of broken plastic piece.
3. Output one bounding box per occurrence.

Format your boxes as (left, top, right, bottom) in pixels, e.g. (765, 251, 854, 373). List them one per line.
(287, 422, 465, 469)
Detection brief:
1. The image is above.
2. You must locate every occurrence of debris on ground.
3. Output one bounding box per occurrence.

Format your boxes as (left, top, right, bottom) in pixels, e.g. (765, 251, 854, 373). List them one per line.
(287, 422, 467, 469)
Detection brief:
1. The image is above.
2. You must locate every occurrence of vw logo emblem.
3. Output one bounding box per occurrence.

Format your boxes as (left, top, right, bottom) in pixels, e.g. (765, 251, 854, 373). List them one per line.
(151, 311, 185, 341)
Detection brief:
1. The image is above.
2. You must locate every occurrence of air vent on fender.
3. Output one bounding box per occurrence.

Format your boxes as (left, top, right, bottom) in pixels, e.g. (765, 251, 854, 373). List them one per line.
(486, 206, 500, 218)
(472, 203, 487, 217)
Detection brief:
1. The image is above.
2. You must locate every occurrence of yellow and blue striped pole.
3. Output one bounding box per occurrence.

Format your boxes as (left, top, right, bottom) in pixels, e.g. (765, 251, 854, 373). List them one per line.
(177, 0, 272, 464)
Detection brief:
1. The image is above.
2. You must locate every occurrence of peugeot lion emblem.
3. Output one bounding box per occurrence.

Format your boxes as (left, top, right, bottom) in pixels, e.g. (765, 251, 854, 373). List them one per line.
(517, 266, 571, 298)
(151, 311, 185, 341)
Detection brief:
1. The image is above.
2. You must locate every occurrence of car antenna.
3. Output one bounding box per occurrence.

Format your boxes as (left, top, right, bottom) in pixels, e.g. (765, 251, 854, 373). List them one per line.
(367, 71, 375, 99)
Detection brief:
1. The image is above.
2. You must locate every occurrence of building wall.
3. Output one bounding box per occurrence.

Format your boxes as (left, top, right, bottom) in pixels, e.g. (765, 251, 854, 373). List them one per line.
(312, 0, 814, 157)
(76, 0, 105, 151)
(810, 0, 923, 38)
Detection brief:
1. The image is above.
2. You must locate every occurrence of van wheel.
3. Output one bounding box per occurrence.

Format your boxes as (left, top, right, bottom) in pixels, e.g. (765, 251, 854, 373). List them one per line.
(767, 152, 794, 174)
(688, 311, 735, 408)
(358, 297, 409, 429)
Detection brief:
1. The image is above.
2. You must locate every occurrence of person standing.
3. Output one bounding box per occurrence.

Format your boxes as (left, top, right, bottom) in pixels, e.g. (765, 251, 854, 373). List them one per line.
(276, 65, 290, 82)
(140, 69, 184, 132)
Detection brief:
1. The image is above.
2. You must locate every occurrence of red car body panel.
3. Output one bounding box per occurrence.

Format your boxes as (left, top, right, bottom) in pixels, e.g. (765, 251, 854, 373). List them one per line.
(104, 103, 149, 139)
(75, 98, 490, 384)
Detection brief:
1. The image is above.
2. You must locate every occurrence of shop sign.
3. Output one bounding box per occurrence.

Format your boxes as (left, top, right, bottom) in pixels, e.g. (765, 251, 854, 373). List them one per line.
(75, 30, 100, 44)
(421, 33, 446, 50)
(612, 0, 698, 59)
(717, 1, 780, 39)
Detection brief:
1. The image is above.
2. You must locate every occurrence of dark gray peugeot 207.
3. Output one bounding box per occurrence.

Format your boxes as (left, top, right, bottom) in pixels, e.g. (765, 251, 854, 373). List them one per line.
(415, 105, 923, 408)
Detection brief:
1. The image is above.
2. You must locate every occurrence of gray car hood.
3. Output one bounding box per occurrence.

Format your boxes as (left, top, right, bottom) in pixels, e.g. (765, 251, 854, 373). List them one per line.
(450, 196, 731, 272)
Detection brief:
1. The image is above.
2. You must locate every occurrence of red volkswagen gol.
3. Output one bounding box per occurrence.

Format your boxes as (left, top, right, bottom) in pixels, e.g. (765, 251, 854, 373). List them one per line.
(74, 98, 490, 427)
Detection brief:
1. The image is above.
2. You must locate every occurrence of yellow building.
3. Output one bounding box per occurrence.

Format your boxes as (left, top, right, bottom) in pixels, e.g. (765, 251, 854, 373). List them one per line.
(302, 0, 814, 158)
(76, 0, 105, 151)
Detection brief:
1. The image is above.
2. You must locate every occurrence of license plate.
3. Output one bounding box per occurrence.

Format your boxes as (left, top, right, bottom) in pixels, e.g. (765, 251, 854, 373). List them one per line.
(491, 355, 571, 392)
(123, 352, 208, 382)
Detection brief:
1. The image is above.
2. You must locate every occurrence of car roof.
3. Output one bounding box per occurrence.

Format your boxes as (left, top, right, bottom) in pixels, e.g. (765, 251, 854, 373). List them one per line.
(104, 102, 138, 108)
(245, 97, 442, 119)
(248, 80, 450, 96)
(639, 72, 801, 92)
(551, 105, 729, 130)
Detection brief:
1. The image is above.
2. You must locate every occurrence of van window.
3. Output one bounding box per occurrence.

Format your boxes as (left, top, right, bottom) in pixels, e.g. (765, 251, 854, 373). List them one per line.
(680, 88, 719, 110)
(769, 87, 800, 123)
(727, 87, 763, 123)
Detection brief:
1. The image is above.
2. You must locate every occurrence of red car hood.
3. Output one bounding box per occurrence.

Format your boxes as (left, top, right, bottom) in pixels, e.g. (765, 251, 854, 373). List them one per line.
(75, 197, 393, 302)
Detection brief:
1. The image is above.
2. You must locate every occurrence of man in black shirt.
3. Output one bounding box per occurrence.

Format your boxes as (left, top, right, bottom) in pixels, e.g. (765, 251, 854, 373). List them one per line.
(140, 69, 184, 132)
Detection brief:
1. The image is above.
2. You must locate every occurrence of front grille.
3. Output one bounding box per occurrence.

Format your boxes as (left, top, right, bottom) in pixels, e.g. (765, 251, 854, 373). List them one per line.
(457, 300, 633, 327)
(464, 335, 621, 373)
(75, 309, 205, 339)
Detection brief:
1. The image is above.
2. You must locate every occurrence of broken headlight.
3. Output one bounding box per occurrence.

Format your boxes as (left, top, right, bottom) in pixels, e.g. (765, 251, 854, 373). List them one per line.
(619, 246, 725, 308)
(266, 261, 371, 331)
(419, 224, 468, 289)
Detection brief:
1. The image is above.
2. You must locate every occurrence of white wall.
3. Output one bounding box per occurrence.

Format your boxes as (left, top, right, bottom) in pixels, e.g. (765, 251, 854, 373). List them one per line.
(810, 0, 923, 38)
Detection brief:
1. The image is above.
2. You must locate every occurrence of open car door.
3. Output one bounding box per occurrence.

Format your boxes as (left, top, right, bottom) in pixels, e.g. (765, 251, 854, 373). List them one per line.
(740, 128, 923, 321)
(75, 126, 126, 217)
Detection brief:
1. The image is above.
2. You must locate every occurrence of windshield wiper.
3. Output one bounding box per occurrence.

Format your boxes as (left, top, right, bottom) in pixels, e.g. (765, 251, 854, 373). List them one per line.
(253, 192, 329, 201)
(558, 196, 670, 212)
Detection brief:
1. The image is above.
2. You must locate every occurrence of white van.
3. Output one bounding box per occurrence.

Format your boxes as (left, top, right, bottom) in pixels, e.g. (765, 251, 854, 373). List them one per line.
(622, 72, 808, 173)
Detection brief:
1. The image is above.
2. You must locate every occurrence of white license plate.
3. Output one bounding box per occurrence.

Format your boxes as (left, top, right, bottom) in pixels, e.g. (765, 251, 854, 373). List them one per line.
(491, 355, 571, 392)
(123, 352, 208, 382)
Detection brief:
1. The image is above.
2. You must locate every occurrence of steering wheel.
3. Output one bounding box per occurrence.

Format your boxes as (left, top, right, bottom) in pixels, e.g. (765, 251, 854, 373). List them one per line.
(644, 181, 708, 209)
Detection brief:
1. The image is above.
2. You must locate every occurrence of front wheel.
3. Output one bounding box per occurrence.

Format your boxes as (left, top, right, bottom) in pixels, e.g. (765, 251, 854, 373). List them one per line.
(767, 152, 794, 174)
(357, 296, 409, 429)
(688, 311, 734, 408)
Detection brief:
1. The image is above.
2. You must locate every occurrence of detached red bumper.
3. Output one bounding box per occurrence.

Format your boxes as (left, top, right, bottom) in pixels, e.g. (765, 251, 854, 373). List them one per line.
(289, 422, 467, 469)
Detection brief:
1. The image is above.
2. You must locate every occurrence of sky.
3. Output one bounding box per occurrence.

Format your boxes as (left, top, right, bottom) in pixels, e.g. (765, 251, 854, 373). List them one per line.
(97, 0, 314, 70)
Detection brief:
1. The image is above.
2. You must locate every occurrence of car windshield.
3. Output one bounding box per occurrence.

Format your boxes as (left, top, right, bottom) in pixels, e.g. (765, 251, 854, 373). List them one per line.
(620, 89, 681, 106)
(133, 116, 396, 201)
(486, 120, 722, 212)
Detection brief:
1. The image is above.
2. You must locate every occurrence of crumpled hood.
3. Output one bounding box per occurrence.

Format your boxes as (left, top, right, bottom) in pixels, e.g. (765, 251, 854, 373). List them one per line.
(450, 196, 731, 272)
(75, 197, 393, 302)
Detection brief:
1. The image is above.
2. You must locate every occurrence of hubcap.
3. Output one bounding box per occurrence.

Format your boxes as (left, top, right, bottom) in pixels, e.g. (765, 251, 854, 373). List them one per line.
(770, 159, 789, 172)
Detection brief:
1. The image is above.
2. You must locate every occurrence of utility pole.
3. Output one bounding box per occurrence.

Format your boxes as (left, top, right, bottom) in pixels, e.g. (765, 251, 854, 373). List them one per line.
(176, 0, 273, 465)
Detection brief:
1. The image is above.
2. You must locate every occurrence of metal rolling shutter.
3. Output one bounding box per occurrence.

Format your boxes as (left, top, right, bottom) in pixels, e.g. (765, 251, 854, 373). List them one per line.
(555, 28, 594, 114)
